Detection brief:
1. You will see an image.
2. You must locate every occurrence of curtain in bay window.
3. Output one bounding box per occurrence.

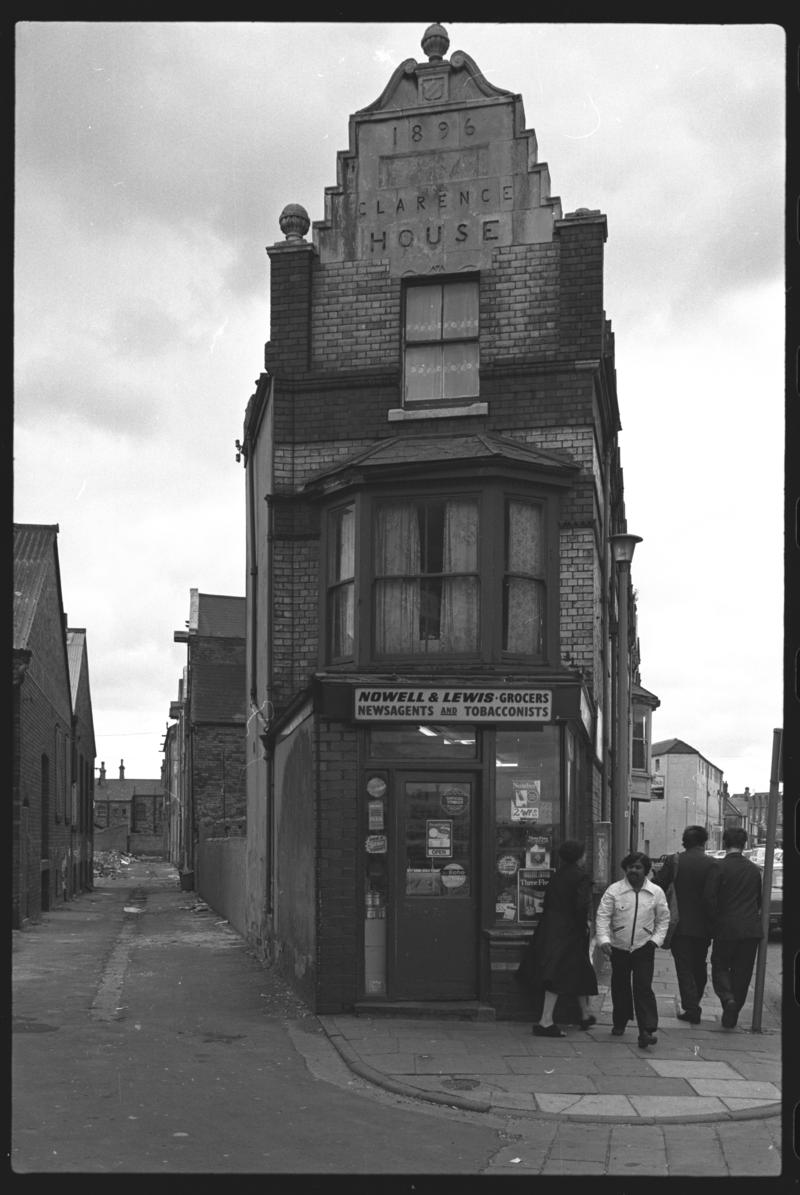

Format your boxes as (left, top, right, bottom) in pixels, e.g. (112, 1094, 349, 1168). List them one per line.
(506, 501, 544, 654)
(375, 504, 420, 654)
(441, 500, 479, 651)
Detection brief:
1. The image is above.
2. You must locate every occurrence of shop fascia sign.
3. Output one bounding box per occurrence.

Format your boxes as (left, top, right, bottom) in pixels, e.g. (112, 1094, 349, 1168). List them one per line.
(354, 686, 552, 723)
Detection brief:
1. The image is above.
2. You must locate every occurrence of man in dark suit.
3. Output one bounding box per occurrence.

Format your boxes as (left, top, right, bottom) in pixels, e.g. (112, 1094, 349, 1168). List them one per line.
(652, 825, 719, 1024)
(710, 826, 763, 1028)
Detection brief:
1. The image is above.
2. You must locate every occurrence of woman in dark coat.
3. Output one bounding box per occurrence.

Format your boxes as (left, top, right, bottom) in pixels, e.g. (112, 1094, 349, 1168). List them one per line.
(516, 839, 598, 1037)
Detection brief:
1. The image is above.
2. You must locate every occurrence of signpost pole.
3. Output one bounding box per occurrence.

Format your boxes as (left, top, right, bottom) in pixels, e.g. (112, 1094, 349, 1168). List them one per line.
(749, 728, 782, 1033)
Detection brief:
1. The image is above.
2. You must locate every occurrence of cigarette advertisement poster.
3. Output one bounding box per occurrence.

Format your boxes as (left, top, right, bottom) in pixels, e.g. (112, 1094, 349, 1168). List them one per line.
(511, 778, 541, 822)
(525, 835, 550, 870)
(518, 869, 552, 924)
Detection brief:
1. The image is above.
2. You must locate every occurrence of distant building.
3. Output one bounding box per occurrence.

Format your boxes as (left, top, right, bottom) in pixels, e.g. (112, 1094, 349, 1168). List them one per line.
(629, 681, 660, 853)
(94, 759, 164, 855)
(168, 590, 247, 887)
(67, 627, 96, 890)
(13, 524, 95, 926)
(730, 787, 782, 846)
(639, 738, 724, 858)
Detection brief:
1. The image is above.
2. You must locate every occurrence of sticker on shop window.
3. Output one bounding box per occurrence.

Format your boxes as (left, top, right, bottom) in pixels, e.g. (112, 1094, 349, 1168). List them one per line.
(441, 863, 467, 890)
(365, 834, 388, 854)
(426, 820, 452, 857)
(441, 787, 468, 816)
(497, 854, 519, 876)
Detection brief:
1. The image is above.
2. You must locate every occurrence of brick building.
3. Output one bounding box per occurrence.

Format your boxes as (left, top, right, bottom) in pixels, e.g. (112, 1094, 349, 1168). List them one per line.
(168, 589, 247, 885)
(93, 760, 164, 855)
(730, 787, 783, 847)
(67, 628, 96, 889)
(13, 524, 95, 926)
(238, 24, 655, 1015)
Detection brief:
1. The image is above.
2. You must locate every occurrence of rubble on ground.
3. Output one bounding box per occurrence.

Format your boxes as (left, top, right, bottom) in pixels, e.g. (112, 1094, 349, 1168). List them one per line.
(93, 849, 132, 878)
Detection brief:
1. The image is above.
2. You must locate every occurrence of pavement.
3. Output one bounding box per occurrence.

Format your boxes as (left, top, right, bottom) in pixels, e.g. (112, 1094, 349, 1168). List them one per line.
(322, 946, 782, 1123)
(14, 858, 782, 1133)
(319, 981, 782, 1123)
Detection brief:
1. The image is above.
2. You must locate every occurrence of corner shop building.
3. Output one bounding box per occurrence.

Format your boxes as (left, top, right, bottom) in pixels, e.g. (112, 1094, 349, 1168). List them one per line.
(239, 25, 648, 1017)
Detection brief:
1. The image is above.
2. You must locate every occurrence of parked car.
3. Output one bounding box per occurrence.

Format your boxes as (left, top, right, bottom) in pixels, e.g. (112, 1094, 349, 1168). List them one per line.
(759, 863, 782, 937)
(748, 847, 782, 867)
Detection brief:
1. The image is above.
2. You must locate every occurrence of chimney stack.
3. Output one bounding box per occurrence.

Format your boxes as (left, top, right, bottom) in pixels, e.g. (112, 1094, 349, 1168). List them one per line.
(119, 759, 125, 780)
(99, 761, 106, 783)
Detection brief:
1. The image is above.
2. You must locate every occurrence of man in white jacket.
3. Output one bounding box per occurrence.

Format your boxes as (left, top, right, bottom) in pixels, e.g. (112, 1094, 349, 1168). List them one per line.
(595, 851, 671, 1048)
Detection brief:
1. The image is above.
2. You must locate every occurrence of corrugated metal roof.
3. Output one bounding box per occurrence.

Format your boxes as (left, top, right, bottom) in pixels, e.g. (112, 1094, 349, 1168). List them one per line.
(66, 628, 86, 705)
(191, 662, 246, 723)
(196, 594, 246, 638)
(13, 524, 60, 650)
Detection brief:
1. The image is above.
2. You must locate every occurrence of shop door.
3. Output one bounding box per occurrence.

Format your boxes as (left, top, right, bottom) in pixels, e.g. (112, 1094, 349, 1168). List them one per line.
(391, 774, 478, 1000)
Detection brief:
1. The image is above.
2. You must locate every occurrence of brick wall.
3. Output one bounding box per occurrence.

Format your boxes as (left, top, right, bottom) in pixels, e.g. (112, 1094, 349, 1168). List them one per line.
(193, 725, 247, 838)
(315, 720, 359, 1012)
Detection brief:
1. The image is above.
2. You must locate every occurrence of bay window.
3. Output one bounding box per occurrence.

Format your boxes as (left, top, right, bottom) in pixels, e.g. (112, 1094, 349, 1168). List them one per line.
(327, 504, 355, 660)
(323, 480, 557, 667)
(374, 498, 479, 655)
(503, 499, 545, 656)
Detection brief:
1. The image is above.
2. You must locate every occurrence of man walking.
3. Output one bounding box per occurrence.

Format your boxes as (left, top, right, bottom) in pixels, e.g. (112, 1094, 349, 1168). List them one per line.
(653, 825, 719, 1024)
(710, 827, 763, 1028)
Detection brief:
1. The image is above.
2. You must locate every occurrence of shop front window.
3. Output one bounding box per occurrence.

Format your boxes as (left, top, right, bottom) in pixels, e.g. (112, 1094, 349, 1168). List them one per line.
(493, 727, 561, 926)
(368, 725, 477, 760)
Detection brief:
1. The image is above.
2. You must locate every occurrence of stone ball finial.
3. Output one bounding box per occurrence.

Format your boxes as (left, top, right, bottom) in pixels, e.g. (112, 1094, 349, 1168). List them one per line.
(279, 203, 310, 242)
(421, 22, 449, 62)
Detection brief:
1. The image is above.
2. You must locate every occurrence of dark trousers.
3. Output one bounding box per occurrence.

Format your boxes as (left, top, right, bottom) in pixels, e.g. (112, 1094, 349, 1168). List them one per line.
(670, 934, 711, 1014)
(610, 942, 658, 1032)
(711, 938, 760, 1011)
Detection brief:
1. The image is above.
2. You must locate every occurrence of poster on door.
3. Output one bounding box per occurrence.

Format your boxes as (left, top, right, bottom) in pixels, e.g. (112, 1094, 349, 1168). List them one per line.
(426, 820, 453, 858)
(511, 778, 541, 822)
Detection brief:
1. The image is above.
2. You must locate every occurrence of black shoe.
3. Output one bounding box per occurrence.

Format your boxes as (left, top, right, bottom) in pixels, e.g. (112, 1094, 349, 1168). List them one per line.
(721, 1000, 738, 1028)
(579, 1015, 597, 1030)
(637, 1031, 657, 1048)
(532, 1023, 566, 1038)
(611, 1025, 626, 1036)
(676, 1011, 701, 1024)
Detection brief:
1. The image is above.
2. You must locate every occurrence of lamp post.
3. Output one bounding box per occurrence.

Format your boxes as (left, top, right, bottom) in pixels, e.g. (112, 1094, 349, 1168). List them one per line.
(610, 532, 642, 877)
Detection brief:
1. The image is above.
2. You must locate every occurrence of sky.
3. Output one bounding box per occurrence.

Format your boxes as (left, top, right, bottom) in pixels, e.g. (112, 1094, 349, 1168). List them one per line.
(14, 21, 786, 793)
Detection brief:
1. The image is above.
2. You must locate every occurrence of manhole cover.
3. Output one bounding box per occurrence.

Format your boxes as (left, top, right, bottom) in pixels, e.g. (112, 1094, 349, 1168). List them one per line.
(442, 1077, 481, 1091)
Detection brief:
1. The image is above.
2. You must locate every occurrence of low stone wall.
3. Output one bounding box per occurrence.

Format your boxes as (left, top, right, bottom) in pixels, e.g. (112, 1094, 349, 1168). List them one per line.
(196, 836, 247, 938)
(93, 825, 129, 853)
(129, 833, 166, 857)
